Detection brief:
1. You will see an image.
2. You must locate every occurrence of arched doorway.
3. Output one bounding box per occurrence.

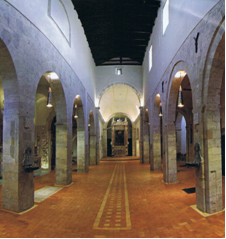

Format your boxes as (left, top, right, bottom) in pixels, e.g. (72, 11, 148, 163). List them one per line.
(165, 70, 193, 183)
(175, 113, 186, 162)
(73, 95, 87, 173)
(35, 75, 56, 173)
(35, 71, 70, 186)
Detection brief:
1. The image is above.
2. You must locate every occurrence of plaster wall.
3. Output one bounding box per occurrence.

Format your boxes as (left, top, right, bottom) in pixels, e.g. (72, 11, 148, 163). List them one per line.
(143, 0, 220, 103)
(95, 65, 143, 103)
(5, 0, 96, 101)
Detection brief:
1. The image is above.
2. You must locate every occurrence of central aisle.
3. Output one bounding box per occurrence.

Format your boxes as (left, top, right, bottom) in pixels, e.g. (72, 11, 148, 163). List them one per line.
(0, 160, 224, 238)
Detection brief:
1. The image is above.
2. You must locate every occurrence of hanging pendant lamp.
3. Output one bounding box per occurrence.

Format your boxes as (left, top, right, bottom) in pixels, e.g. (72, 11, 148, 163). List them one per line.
(177, 85, 184, 108)
(74, 104, 78, 119)
(46, 87, 53, 108)
(159, 102, 163, 117)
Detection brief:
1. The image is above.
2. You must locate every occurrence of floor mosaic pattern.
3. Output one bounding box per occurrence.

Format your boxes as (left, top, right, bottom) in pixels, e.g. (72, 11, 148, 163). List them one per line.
(93, 164, 131, 230)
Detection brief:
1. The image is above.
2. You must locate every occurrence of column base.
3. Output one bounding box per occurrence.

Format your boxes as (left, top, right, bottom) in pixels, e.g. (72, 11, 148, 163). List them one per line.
(190, 204, 225, 217)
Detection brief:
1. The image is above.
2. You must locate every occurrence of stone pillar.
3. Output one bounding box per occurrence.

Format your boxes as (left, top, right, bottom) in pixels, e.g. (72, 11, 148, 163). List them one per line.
(125, 124, 128, 155)
(186, 126, 190, 162)
(188, 124, 194, 162)
(139, 107, 144, 163)
(143, 120, 150, 163)
(55, 123, 72, 185)
(111, 124, 115, 156)
(89, 134, 96, 165)
(201, 105, 223, 213)
(2, 114, 34, 213)
(103, 128, 107, 157)
(95, 107, 100, 164)
(152, 125, 162, 171)
(132, 128, 136, 156)
(163, 120, 177, 184)
(0, 152, 2, 178)
(77, 129, 86, 173)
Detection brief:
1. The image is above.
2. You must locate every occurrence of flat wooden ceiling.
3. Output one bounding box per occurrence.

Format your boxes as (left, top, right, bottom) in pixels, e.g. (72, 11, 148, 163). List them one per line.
(71, 0, 161, 66)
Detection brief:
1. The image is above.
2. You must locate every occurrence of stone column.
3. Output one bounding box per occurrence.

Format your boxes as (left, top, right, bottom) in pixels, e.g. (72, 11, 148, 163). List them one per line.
(77, 129, 86, 173)
(143, 121, 150, 163)
(111, 124, 115, 156)
(186, 126, 190, 162)
(132, 128, 136, 156)
(152, 128, 162, 171)
(95, 107, 100, 164)
(163, 119, 177, 184)
(55, 123, 72, 185)
(125, 124, 128, 155)
(103, 128, 107, 157)
(139, 107, 144, 163)
(89, 134, 96, 165)
(0, 151, 2, 178)
(188, 124, 194, 162)
(2, 114, 34, 213)
(201, 105, 223, 213)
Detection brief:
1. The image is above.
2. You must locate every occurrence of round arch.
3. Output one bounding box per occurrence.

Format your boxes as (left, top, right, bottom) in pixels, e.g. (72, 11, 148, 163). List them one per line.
(202, 24, 225, 214)
(98, 82, 141, 106)
(164, 68, 194, 184)
(35, 71, 70, 186)
(72, 95, 87, 173)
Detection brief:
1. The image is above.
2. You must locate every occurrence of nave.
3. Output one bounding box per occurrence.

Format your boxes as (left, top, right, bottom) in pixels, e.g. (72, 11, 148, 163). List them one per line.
(0, 159, 224, 238)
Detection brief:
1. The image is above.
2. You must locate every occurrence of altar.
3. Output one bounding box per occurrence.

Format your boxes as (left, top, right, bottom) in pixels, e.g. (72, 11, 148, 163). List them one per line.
(111, 118, 128, 157)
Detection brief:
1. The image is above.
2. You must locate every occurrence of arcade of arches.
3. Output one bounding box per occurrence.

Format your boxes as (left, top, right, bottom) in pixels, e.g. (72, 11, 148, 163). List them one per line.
(0, 0, 225, 237)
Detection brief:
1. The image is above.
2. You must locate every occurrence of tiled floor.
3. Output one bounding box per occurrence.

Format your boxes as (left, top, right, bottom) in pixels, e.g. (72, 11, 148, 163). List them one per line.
(0, 159, 225, 238)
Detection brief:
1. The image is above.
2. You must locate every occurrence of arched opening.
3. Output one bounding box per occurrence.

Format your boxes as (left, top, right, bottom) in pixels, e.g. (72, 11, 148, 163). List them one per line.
(89, 111, 96, 165)
(143, 109, 150, 163)
(73, 95, 86, 173)
(202, 32, 225, 213)
(35, 75, 56, 174)
(175, 113, 186, 162)
(34, 71, 70, 186)
(165, 70, 193, 183)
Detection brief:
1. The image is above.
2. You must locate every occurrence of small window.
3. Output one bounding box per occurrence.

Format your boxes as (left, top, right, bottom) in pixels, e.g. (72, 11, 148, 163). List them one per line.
(163, 0, 169, 35)
(149, 45, 153, 71)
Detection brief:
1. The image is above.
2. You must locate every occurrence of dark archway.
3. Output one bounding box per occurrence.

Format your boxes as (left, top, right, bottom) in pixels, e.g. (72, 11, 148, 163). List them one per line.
(73, 95, 86, 173)
(165, 70, 193, 183)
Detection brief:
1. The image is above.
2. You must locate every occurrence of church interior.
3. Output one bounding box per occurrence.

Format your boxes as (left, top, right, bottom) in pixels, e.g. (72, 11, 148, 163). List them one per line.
(0, 0, 225, 237)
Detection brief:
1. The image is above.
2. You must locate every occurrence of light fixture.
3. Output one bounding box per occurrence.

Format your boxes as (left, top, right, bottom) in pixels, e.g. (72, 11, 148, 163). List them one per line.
(74, 104, 78, 119)
(177, 85, 184, 108)
(159, 102, 163, 117)
(46, 87, 53, 107)
(115, 68, 122, 75)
